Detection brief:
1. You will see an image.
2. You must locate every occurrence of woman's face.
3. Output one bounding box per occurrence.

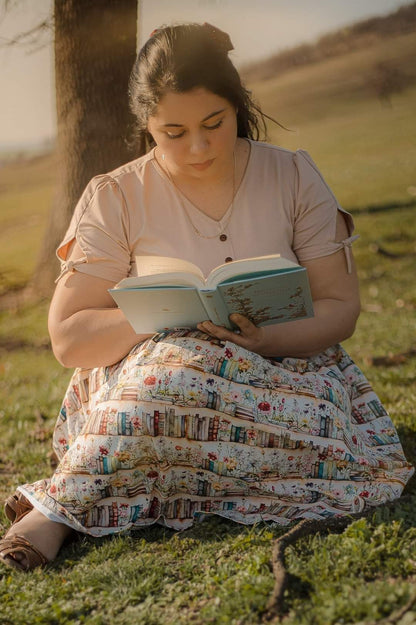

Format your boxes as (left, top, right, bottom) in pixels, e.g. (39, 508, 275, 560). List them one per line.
(147, 88, 237, 181)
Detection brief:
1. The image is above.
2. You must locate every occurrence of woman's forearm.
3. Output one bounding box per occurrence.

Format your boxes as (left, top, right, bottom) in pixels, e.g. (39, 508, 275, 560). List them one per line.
(49, 307, 152, 369)
(259, 297, 360, 358)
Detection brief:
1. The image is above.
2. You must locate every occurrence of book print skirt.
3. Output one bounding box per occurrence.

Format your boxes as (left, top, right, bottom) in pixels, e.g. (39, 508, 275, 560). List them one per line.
(20, 331, 414, 535)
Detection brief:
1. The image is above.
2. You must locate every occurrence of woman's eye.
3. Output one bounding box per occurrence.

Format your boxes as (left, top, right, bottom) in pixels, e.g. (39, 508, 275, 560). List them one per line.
(167, 131, 185, 139)
(205, 120, 223, 130)
(165, 119, 223, 138)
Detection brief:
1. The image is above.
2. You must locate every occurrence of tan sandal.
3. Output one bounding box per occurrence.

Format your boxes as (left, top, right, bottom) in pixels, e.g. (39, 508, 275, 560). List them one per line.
(4, 492, 33, 524)
(0, 534, 49, 571)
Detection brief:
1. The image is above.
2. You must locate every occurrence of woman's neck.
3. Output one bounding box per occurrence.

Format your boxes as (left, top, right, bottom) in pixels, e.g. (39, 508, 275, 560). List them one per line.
(157, 138, 250, 221)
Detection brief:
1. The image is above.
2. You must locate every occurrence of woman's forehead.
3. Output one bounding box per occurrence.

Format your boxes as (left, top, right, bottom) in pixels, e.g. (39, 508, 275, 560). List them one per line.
(151, 88, 231, 124)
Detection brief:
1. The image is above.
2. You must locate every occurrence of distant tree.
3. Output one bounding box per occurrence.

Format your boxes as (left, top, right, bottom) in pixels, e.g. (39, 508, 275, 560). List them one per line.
(369, 60, 408, 107)
(29, 0, 138, 296)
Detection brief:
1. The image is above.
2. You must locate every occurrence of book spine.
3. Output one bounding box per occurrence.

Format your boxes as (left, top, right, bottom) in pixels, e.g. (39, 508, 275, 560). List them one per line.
(168, 408, 175, 437)
(212, 416, 219, 441)
(208, 417, 214, 441)
(203, 416, 209, 440)
(159, 410, 166, 435)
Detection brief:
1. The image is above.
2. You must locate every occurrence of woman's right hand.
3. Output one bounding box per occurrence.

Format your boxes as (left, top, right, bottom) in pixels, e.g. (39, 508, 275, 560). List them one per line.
(48, 242, 152, 369)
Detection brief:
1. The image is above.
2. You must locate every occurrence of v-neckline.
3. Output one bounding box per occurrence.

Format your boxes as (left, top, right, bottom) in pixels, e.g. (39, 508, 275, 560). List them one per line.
(151, 139, 252, 225)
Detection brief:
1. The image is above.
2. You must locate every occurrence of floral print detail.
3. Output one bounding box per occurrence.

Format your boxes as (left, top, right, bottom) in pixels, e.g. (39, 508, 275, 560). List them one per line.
(19, 331, 413, 535)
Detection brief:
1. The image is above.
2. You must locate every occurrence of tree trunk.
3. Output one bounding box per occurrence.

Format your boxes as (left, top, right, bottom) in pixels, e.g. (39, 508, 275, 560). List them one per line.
(30, 0, 138, 297)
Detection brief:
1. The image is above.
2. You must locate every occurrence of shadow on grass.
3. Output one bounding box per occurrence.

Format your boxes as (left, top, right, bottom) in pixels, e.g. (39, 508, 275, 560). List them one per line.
(44, 513, 287, 574)
(47, 489, 416, 576)
(14, 493, 413, 625)
(0, 337, 50, 351)
(348, 199, 416, 214)
(396, 423, 416, 477)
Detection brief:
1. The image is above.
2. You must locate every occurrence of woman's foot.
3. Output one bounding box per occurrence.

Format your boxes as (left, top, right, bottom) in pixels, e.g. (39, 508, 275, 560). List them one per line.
(0, 508, 72, 570)
(4, 491, 33, 523)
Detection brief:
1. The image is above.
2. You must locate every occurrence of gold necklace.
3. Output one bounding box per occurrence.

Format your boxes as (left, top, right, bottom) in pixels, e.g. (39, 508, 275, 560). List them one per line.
(161, 152, 236, 240)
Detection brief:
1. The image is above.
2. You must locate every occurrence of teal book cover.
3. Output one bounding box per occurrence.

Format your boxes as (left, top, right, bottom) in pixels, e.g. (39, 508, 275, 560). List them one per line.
(109, 255, 314, 333)
(215, 266, 313, 327)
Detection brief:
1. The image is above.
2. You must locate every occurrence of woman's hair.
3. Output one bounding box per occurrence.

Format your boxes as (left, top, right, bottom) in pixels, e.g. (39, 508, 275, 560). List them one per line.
(128, 22, 269, 153)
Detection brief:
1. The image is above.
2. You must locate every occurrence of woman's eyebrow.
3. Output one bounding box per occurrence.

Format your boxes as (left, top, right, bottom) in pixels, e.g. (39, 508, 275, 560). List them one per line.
(161, 108, 227, 128)
(201, 108, 226, 122)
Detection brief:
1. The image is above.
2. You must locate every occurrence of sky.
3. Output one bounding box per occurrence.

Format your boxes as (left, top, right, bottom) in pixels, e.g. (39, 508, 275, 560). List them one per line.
(0, 0, 413, 150)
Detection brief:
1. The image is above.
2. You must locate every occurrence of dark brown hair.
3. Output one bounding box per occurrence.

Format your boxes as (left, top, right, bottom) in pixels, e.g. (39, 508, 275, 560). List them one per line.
(128, 23, 269, 153)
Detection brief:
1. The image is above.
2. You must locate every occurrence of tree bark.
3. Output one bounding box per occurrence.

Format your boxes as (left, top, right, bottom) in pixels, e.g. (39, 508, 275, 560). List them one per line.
(31, 0, 138, 297)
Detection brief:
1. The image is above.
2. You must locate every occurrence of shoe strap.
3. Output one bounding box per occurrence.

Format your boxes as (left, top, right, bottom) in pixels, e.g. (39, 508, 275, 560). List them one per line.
(0, 534, 49, 570)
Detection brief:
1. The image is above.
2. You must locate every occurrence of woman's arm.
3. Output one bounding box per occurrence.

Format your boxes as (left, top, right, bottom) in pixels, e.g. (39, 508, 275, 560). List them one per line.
(198, 214, 361, 358)
(48, 243, 153, 369)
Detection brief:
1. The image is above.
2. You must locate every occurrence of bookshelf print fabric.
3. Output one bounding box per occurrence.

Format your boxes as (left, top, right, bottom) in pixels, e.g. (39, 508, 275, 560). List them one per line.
(20, 331, 413, 535)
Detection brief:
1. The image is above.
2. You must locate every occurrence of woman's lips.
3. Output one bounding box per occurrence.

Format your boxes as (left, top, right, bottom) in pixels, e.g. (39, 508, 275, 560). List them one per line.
(189, 159, 214, 171)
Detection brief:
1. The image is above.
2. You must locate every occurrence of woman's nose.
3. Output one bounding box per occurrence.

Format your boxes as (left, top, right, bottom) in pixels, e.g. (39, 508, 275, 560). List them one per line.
(189, 131, 209, 155)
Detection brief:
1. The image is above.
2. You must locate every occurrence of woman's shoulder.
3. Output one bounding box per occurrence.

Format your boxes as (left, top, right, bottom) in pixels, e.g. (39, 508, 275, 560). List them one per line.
(73, 151, 155, 221)
(248, 140, 327, 182)
(248, 140, 308, 167)
(106, 149, 156, 186)
(81, 150, 156, 197)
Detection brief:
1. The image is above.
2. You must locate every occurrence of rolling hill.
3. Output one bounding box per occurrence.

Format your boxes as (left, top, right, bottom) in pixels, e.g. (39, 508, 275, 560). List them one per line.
(243, 7, 416, 211)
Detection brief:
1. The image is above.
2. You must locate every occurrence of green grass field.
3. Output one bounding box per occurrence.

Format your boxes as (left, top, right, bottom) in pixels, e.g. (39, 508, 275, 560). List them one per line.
(251, 31, 416, 211)
(0, 27, 416, 625)
(0, 153, 56, 294)
(0, 205, 415, 625)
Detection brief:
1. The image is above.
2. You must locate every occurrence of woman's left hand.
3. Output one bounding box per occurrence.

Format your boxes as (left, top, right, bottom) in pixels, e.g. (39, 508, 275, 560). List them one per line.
(197, 314, 265, 354)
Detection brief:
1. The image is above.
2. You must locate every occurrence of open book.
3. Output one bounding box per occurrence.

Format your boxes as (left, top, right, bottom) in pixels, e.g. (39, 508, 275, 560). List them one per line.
(109, 254, 314, 333)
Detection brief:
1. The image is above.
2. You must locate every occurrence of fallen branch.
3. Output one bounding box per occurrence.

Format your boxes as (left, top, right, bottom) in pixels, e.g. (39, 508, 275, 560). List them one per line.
(261, 496, 413, 623)
(261, 513, 370, 623)
(363, 589, 416, 625)
(369, 349, 416, 367)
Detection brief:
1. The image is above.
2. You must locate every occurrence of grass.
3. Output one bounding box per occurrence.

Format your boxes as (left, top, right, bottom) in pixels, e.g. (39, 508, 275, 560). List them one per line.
(0, 153, 56, 294)
(0, 208, 416, 624)
(1, 28, 416, 625)
(251, 31, 416, 210)
(0, 208, 416, 625)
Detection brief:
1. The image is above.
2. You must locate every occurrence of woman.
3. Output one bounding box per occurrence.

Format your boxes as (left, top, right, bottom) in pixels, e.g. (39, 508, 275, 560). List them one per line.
(0, 23, 413, 571)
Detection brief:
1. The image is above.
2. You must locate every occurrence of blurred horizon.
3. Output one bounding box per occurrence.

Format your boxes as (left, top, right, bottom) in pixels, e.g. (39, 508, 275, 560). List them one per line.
(0, 0, 414, 152)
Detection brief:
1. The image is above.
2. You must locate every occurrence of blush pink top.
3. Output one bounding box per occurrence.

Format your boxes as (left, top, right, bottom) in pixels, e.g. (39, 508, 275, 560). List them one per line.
(56, 140, 357, 283)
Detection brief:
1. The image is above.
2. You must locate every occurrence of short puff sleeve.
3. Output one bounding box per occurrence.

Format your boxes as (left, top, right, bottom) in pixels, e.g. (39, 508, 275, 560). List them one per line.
(56, 175, 131, 284)
(292, 150, 358, 272)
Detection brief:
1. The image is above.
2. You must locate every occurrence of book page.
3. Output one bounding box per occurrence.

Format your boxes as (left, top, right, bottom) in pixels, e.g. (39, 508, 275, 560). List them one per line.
(207, 254, 300, 288)
(114, 272, 204, 290)
(135, 255, 205, 281)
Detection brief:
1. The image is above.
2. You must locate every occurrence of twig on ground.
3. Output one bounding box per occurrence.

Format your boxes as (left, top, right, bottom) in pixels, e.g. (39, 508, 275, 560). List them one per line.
(261, 495, 413, 624)
(369, 349, 416, 367)
(261, 512, 371, 623)
(361, 588, 416, 625)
